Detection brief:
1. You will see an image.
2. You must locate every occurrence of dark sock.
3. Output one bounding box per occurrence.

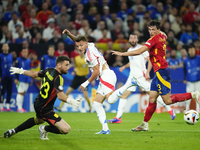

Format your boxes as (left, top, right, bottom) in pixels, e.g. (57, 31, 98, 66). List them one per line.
(15, 117, 37, 133)
(45, 125, 63, 134)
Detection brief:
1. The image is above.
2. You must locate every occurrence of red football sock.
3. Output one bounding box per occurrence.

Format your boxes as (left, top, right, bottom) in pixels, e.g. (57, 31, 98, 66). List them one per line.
(144, 102, 157, 122)
(171, 93, 192, 104)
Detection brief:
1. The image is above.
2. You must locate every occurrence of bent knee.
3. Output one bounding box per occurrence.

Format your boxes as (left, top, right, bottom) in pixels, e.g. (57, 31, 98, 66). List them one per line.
(149, 97, 156, 103)
(61, 126, 71, 134)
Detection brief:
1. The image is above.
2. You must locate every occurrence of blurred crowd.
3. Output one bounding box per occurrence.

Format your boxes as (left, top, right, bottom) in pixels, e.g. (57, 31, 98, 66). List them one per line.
(0, 0, 200, 67)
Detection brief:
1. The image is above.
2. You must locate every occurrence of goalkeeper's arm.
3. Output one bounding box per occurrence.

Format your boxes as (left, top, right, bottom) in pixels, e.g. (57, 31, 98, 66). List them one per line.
(57, 92, 81, 109)
(10, 67, 39, 78)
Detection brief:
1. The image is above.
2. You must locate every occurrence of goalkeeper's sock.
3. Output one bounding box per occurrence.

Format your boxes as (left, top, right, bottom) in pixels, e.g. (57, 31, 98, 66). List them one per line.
(171, 93, 192, 104)
(157, 96, 172, 112)
(116, 98, 127, 119)
(144, 102, 157, 122)
(44, 125, 63, 134)
(16, 94, 24, 110)
(93, 101, 109, 131)
(15, 117, 37, 133)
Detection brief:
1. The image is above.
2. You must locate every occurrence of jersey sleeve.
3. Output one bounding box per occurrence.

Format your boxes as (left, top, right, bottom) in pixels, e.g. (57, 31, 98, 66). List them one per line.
(86, 49, 99, 67)
(38, 69, 47, 77)
(142, 51, 149, 58)
(144, 36, 159, 50)
(54, 75, 64, 93)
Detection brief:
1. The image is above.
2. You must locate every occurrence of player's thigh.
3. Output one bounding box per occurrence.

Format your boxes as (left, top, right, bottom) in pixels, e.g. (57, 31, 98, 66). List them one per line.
(195, 81, 200, 90)
(149, 91, 159, 103)
(17, 82, 29, 93)
(95, 93, 105, 103)
(54, 119, 71, 134)
(137, 76, 151, 91)
(121, 90, 132, 99)
(161, 92, 172, 105)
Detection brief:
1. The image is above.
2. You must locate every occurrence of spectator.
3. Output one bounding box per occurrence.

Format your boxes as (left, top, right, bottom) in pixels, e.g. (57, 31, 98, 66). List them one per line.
(90, 13, 102, 30)
(29, 19, 42, 39)
(48, 30, 63, 48)
(123, 14, 135, 36)
(32, 32, 45, 44)
(87, 6, 98, 24)
(84, 0, 101, 15)
(150, 2, 166, 21)
(58, 14, 69, 32)
(24, 8, 41, 30)
(196, 25, 200, 39)
(4, 31, 13, 44)
(12, 24, 31, 42)
(8, 12, 24, 33)
(15, 30, 29, 44)
(179, 24, 199, 45)
(194, 40, 200, 55)
(78, 19, 92, 36)
(166, 30, 178, 49)
(182, 3, 199, 25)
(98, 29, 113, 43)
(162, 21, 171, 34)
(42, 18, 61, 42)
(117, 2, 132, 21)
(20, 3, 32, 24)
(183, 45, 200, 111)
(71, 3, 87, 21)
(51, 0, 63, 15)
(36, 2, 54, 28)
(54, 42, 69, 57)
(114, 32, 128, 44)
(19, 40, 36, 56)
(111, 19, 124, 41)
(180, 48, 188, 62)
(176, 23, 186, 40)
(147, 0, 157, 12)
(167, 49, 183, 70)
(56, 5, 70, 26)
(90, 21, 111, 42)
(112, 55, 124, 67)
(73, 11, 84, 30)
(19, 0, 34, 14)
(131, 0, 146, 13)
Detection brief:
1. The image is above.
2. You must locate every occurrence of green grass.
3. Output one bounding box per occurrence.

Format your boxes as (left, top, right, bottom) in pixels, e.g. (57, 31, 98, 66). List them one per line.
(0, 112, 200, 150)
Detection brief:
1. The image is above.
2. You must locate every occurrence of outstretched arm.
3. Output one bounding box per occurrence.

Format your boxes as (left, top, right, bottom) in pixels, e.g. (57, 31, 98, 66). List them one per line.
(10, 67, 39, 78)
(146, 57, 152, 80)
(112, 45, 149, 56)
(62, 29, 76, 42)
(119, 62, 130, 72)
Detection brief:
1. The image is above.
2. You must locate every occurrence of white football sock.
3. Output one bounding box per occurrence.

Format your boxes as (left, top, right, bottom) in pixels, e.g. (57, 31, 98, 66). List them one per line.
(6, 103, 10, 110)
(0, 103, 3, 109)
(16, 94, 24, 110)
(108, 81, 133, 104)
(157, 96, 172, 112)
(116, 98, 127, 119)
(93, 101, 109, 131)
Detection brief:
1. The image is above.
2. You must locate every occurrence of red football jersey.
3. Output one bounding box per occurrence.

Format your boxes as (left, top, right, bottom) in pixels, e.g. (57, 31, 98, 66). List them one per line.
(144, 32, 168, 72)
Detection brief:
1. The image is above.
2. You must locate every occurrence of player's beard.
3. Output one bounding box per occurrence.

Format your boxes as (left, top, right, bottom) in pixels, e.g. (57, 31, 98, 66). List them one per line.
(61, 69, 68, 74)
(129, 41, 136, 47)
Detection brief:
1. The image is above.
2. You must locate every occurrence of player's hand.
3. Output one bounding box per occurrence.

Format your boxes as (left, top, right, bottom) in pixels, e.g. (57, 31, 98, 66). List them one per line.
(10, 67, 25, 75)
(14, 79, 18, 85)
(67, 97, 82, 109)
(119, 66, 125, 72)
(79, 85, 85, 92)
(62, 29, 70, 35)
(111, 50, 123, 56)
(145, 72, 150, 80)
(183, 80, 187, 84)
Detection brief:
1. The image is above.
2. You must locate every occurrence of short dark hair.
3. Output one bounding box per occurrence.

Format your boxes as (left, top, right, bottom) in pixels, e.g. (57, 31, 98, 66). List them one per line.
(148, 20, 161, 29)
(188, 44, 194, 49)
(75, 36, 88, 42)
(56, 56, 71, 65)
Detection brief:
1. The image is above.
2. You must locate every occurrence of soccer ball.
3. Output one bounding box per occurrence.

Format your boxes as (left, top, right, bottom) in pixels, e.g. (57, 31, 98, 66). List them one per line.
(184, 110, 199, 125)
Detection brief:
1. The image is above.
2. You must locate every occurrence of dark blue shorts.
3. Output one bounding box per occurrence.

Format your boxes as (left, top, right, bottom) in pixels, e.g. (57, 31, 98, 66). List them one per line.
(151, 68, 171, 95)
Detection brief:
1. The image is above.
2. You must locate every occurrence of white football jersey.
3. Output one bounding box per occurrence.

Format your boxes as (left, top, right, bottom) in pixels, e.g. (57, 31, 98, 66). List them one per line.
(128, 44, 149, 78)
(85, 43, 107, 77)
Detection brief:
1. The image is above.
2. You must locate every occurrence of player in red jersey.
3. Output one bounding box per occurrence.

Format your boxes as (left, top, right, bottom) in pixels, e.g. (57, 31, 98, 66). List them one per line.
(111, 20, 200, 131)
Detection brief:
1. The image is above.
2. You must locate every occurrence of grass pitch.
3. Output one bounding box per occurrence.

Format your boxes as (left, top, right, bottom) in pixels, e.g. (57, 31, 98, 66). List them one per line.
(0, 112, 200, 150)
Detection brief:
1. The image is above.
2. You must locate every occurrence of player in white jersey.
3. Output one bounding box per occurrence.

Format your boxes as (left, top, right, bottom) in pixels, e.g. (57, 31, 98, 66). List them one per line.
(107, 34, 176, 123)
(62, 29, 137, 134)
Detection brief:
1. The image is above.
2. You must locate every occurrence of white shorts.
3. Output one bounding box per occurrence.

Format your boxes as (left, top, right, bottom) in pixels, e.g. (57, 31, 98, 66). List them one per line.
(127, 75, 150, 92)
(186, 81, 200, 92)
(17, 82, 29, 93)
(97, 69, 117, 96)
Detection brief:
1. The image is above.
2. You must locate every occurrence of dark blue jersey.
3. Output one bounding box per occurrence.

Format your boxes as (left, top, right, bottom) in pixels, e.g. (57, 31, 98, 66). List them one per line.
(40, 55, 56, 70)
(15, 57, 31, 83)
(184, 56, 200, 82)
(0, 53, 13, 79)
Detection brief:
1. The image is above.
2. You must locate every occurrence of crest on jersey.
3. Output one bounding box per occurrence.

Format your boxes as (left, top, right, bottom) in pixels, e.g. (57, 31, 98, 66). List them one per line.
(58, 85, 63, 90)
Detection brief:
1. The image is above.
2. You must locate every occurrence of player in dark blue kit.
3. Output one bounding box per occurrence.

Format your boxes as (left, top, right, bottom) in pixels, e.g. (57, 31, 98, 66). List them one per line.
(3, 56, 82, 140)
(14, 48, 31, 112)
(40, 45, 56, 70)
(0, 44, 13, 111)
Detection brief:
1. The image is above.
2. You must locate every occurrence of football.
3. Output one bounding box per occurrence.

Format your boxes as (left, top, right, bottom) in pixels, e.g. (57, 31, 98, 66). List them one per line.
(184, 110, 199, 125)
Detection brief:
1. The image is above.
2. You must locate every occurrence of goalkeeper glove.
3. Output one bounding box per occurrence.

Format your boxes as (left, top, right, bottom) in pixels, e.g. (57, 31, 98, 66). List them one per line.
(67, 98, 82, 109)
(10, 67, 25, 75)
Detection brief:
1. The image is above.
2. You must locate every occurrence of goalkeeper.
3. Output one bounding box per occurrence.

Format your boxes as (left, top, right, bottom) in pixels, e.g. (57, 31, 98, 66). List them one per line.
(3, 56, 82, 140)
